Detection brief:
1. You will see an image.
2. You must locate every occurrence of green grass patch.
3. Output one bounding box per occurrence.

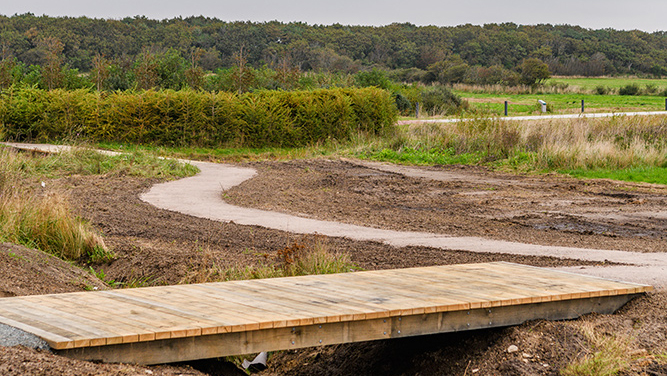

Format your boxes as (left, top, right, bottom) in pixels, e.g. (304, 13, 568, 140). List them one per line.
(96, 141, 326, 163)
(454, 92, 666, 117)
(3, 144, 199, 180)
(563, 166, 667, 185)
(360, 147, 483, 166)
(548, 76, 667, 91)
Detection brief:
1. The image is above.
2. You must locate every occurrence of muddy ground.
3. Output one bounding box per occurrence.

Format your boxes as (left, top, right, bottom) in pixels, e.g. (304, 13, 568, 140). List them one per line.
(1, 158, 666, 375)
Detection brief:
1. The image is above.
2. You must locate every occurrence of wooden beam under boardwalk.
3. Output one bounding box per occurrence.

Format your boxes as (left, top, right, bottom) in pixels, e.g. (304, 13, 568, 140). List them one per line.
(0, 262, 652, 365)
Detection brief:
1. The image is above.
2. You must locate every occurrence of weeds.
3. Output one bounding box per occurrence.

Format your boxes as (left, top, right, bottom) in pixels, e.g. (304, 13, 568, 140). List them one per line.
(0, 147, 111, 262)
(561, 321, 667, 376)
(180, 237, 360, 284)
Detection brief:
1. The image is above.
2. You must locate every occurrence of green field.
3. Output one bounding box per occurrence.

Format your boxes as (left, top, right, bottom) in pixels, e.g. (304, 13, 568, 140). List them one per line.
(454, 92, 667, 116)
(547, 76, 667, 91)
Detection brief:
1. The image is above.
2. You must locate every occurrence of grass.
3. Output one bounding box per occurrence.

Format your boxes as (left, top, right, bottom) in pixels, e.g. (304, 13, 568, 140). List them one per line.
(0, 144, 199, 263)
(180, 237, 361, 284)
(0, 147, 109, 262)
(93, 113, 667, 187)
(452, 92, 666, 117)
(96, 141, 322, 163)
(24, 145, 199, 179)
(547, 76, 667, 91)
(564, 167, 667, 186)
(561, 321, 667, 376)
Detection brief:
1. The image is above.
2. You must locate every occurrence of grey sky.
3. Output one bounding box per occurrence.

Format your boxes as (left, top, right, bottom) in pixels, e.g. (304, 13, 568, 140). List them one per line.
(1, 0, 665, 32)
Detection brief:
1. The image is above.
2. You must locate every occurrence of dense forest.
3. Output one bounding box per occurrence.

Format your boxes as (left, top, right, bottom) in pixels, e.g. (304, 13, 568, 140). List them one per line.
(1, 13, 667, 78)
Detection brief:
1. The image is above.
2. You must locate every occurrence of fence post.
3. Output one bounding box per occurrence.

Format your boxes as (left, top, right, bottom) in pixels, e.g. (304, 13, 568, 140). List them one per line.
(415, 102, 420, 118)
(504, 101, 508, 116)
(665, 98, 666, 111)
(581, 99, 585, 113)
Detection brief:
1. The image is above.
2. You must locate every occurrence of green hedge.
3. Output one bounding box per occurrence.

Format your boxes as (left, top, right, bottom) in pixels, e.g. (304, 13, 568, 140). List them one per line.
(0, 87, 397, 148)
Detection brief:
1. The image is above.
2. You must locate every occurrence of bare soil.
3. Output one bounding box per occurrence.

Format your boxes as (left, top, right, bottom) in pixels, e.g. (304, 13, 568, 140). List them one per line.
(1, 160, 666, 375)
(225, 159, 667, 253)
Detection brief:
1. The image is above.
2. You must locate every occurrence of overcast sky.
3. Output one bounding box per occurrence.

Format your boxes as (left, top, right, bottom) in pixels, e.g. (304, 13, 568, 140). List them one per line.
(1, 0, 665, 32)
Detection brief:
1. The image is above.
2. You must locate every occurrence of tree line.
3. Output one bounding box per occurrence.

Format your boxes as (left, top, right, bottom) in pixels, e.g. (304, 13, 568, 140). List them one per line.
(1, 13, 667, 80)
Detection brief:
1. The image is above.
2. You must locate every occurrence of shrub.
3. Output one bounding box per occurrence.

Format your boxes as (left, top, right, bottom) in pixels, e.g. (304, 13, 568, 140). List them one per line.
(420, 86, 466, 116)
(0, 87, 398, 148)
(595, 85, 609, 95)
(619, 84, 640, 96)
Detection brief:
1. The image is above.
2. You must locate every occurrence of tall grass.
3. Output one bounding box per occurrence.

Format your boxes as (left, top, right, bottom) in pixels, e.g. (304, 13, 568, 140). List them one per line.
(0, 145, 198, 262)
(180, 237, 360, 284)
(0, 147, 109, 262)
(361, 115, 667, 174)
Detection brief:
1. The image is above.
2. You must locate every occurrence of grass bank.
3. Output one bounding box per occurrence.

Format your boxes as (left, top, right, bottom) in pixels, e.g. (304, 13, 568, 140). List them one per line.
(0, 145, 198, 263)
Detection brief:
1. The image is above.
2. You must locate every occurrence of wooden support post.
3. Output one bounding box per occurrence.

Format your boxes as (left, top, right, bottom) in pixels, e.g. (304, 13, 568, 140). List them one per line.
(415, 102, 420, 118)
(504, 101, 508, 116)
(582, 99, 585, 113)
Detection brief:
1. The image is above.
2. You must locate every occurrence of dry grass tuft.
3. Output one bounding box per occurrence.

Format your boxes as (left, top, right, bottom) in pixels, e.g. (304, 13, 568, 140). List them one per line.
(0, 147, 111, 262)
(180, 236, 359, 284)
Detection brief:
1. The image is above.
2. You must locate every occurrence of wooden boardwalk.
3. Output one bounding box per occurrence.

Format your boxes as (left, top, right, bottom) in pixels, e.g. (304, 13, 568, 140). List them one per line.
(0, 262, 651, 365)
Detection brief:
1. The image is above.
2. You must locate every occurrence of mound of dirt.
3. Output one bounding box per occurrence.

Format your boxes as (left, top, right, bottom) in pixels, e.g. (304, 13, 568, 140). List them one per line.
(0, 243, 107, 297)
(0, 345, 207, 376)
(263, 291, 667, 376)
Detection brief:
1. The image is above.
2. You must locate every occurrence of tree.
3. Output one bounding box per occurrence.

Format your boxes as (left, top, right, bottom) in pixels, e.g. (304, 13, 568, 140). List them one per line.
(134, 49, 159, 90)
(518, 58, 550, 86)
(37, 37, 65, 90)
(230, 46, 256, 94)
(185, 48, 205, 89)
(90, 54, 110, 91)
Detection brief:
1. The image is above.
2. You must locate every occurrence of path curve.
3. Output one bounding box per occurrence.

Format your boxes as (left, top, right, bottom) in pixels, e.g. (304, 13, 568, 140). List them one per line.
(4, 142, 665, 287)
(141, 159, 667, 288)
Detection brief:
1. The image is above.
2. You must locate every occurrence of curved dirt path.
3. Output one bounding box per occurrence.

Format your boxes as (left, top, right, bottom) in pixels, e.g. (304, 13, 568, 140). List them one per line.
(141, 159, 667, 288)
(4, 142, 664, 287)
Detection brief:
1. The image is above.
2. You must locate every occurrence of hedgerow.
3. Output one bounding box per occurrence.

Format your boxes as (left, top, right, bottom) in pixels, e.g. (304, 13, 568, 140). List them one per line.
(0, 87, 397, 147)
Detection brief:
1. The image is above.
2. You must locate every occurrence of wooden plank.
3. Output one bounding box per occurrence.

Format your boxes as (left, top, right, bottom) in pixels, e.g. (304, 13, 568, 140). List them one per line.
(0, 301, 110, 348)
(99, 290, 245, 336)
(37, 293, 204, 343)
(382, 268, 550, 306)
(0, 312, 74, 349)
